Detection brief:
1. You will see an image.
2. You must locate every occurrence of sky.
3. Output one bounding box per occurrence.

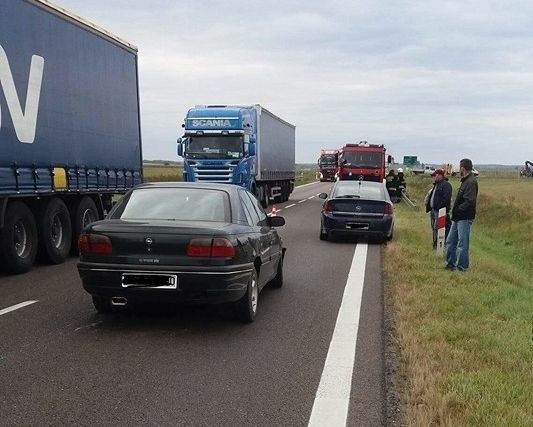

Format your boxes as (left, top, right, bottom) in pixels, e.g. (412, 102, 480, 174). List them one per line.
(57, 0, 533, 165)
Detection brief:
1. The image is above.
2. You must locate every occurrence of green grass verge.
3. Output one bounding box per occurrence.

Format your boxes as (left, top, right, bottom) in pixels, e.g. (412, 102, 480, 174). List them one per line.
(385, 174, 533, 425)
(143, 164, 318, 187)
(143, 165, 183, 182)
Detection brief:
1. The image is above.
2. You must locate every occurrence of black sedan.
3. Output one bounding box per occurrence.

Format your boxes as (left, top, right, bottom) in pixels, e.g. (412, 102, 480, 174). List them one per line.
(319, 180, 394, 242)
(77, 182, 285, 322)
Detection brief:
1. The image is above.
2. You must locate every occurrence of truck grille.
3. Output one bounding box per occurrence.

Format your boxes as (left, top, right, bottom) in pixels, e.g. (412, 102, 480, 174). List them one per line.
(191, 164, 235, 182)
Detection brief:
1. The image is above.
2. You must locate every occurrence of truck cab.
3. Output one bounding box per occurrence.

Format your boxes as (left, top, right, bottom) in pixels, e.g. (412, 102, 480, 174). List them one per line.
(178, 106, 255, 188)
(318, 149, 339, 182)
(337, 142, 389, 182)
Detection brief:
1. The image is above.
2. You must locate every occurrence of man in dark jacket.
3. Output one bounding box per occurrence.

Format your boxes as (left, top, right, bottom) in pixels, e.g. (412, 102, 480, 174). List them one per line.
(425, 169, 452, 249)
(445, 158, 479, 271)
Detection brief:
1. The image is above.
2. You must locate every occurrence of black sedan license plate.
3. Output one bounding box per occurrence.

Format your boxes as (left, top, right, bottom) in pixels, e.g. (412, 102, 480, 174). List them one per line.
(346, 222, 369, 230)
(121, 273, 178, 289)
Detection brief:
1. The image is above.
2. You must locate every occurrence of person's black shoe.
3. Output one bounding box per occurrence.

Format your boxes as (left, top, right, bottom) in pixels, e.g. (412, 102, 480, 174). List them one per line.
(444, 265, 456, 271)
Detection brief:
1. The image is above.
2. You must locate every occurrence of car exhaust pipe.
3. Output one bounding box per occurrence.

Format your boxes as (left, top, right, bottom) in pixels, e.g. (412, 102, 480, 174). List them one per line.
(110, 296, 127, 306)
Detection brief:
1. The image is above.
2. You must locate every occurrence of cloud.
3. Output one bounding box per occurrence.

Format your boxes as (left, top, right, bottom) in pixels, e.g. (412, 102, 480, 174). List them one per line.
(55, 0, 533, 164)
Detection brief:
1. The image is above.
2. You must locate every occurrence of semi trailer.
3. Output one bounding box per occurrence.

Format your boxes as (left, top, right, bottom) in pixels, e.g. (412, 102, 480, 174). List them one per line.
(177, 105, 295, 207)
(0, 0, 142, 274)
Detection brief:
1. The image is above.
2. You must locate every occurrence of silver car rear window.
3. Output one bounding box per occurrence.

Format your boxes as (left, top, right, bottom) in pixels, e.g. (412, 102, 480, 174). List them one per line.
(333, 182, 384, 200)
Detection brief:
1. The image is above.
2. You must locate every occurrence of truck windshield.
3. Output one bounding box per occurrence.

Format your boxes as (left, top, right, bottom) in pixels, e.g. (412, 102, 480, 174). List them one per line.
(342, 152, 382, 168)
(319, 155, 337, 166)
(186, 136, 243, 159)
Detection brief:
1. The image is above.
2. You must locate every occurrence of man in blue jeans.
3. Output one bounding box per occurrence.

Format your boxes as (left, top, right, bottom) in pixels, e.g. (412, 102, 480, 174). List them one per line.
(446, 158, 478, 271)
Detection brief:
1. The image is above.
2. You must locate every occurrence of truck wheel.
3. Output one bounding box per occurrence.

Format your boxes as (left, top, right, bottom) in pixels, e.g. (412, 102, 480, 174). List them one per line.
(279, 182, 286, 202)
(0, 202, 38, 274)
(253, 185, 260, 202)
(38, 198, 72, 264)
(282, 182, 290, 202)
(71, 197, 99, 254)
(259, 185, 269, 208)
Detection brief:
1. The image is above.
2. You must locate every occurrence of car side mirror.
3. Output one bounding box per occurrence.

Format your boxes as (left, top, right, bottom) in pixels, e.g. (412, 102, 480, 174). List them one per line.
(177, 142, 183, 157)
(268, 216, 285, 227)
(318, 193, 328, 199)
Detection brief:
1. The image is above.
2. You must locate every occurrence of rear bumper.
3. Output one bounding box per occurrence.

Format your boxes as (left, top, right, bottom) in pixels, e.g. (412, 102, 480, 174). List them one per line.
(322, 214, 393, 238)
(77, 262, 254, 304)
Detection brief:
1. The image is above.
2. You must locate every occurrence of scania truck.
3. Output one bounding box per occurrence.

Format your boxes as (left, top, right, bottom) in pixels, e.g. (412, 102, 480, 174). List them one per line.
(0, 0, 142, 274)
(177, 105, 295, 207)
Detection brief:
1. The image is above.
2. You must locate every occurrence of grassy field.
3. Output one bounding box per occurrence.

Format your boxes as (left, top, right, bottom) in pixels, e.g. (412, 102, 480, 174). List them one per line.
(385, 174, 533, 425)
(143, 164, 183, 182)
(143, 164, 318, 187)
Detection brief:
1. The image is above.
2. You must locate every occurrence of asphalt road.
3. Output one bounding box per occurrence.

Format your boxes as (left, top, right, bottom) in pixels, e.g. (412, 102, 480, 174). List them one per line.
(0, 182, 386, 426)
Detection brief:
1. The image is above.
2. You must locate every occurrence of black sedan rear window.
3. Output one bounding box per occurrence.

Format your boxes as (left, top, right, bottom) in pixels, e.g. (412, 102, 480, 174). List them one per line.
(114, 188, 230, 222)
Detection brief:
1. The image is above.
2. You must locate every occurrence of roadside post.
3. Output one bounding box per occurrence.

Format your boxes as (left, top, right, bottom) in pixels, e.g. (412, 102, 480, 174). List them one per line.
(436, 207, 446, 255)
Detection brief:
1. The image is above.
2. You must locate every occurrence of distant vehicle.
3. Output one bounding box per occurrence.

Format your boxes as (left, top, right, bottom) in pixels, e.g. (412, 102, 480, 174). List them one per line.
(177, 105, 295, 208)
(0, 0, 142, 274)
(442, 163, 479, 177)
(318, 180, 394, 242)
(318, 149, 339, 182)
(77, 183, 286, 322)
(410, 164, 435, 175)
(337, 142, 392, 182)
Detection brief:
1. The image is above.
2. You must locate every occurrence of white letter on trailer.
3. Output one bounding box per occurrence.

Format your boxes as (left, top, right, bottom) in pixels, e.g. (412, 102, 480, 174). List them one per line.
(0, 45, 44, 144)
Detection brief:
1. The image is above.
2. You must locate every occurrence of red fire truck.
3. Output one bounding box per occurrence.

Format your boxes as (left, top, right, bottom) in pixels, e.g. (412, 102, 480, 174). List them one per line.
(318, 149, 339, 182)
(337, 142, 391, 182)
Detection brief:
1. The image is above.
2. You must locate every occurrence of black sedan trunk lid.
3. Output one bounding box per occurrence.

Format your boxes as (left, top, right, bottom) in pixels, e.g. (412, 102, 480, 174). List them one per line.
(330, 198, 387, 216)
(83, 219, 238, 266)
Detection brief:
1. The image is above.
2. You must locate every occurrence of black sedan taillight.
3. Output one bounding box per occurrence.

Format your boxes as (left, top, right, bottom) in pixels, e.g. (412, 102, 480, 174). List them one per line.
(187, 238, 235, 258)
(323, 201, 334, 213)
(78, 234, 113, 255)
(384, 203, 394, 215)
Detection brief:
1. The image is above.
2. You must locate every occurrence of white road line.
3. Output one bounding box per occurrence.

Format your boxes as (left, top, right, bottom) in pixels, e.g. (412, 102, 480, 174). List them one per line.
(308, 243, 368, 427)
(307, 196, 316, 200)
(295, 181, 320, 189)
(298, 200, 306, 204)
(285, 203, 296, 209)
(0, 300, 39, 316)
(75, 321, 103, 332)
